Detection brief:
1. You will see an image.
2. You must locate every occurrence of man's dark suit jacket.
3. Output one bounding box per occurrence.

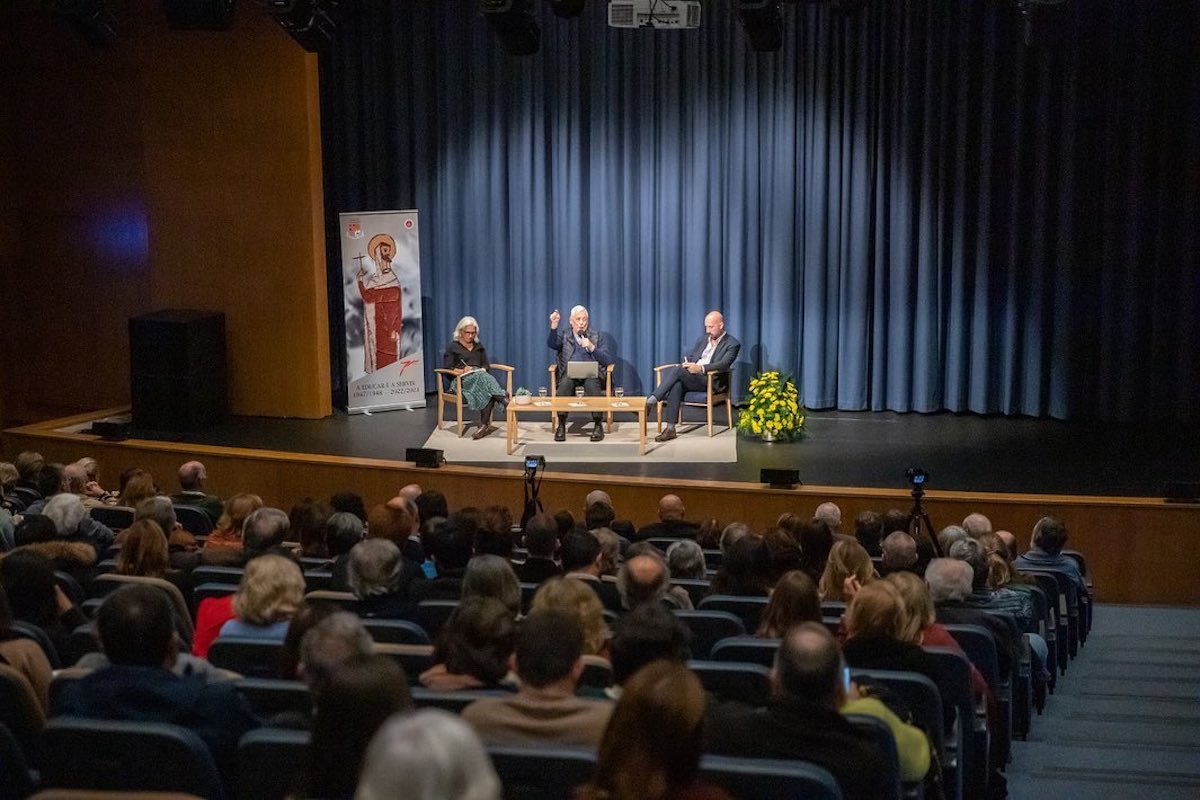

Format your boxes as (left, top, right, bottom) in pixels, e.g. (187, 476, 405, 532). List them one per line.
(547, 327, 616, 377)
(565, 572, 624, 613)
(683, 333, 741, 394)
(169, 491, 224, 525)
(935, 601, 1020, 675)
(706, 696, 886, 800)
(53, 663, 259, 777)
(512, 557, 563, 585)
(633, 519, 700, 541)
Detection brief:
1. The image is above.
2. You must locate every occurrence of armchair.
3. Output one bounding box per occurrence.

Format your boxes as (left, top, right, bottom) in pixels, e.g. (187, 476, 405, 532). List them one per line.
(652, 364, 733, 437)
(548, 363, 615, 432)
(434, 363, 514, 437)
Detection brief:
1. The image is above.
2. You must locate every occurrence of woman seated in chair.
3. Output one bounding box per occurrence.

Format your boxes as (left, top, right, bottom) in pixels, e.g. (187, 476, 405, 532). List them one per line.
(443, 316, 508, 440)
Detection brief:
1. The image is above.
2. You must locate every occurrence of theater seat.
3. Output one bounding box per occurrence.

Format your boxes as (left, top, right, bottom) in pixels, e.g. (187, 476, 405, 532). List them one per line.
(698, 755, 842, 800)
(487, 743, 596, 800)
(688, 660, 771, 706)
(40, 717, 225, 800)
(236, 727, 309, 800)
(673, 610, 745, 658)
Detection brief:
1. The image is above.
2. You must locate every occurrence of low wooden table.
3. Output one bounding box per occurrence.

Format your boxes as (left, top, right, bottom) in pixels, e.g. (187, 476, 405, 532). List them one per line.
(506, 396, 648, 456)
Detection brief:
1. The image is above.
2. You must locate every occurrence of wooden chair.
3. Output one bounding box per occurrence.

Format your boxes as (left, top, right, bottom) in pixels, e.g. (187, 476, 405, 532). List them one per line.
(548, 363, 615, 432)
(652, 365, 733, 437)
(433, 362, 514, 437)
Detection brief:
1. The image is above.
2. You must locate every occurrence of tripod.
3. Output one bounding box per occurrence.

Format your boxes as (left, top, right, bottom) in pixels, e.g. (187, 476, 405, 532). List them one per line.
(521, 461, 544, 526)
(907, 482, 941, 557)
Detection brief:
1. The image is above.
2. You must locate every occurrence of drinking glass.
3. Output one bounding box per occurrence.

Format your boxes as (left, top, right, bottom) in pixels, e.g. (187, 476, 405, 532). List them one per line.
(574, 387, 585, 399)
(538, 386, 547, 398)
(615, 387, 625, 398)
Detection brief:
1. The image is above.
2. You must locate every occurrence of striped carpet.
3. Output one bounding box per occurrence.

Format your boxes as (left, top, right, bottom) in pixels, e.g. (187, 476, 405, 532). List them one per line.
(1007, 605, 1200, 799)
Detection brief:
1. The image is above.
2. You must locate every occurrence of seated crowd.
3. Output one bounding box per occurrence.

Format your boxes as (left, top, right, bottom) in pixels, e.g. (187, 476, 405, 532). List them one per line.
(0, 450, 1092, 800)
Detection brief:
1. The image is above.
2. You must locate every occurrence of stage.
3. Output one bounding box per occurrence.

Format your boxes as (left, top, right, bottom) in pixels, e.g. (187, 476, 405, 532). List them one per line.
(4, 403, 1199, 605)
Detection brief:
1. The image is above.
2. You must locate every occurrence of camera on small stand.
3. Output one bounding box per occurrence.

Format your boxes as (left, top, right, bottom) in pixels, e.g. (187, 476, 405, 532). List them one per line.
(521, 455, 546, 526)
(905, 468, 938, 554)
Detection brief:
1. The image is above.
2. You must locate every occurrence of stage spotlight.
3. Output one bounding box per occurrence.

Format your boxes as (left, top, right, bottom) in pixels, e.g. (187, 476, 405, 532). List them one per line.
(162, 0, 235, 30)
(734, 0, 783, 52)
(480, 0, 541, 56)
(266, 0, 345, 52)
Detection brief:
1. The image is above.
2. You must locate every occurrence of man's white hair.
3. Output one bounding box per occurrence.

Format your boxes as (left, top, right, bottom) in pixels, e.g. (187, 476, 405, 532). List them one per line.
(357, 709, 501, 800)
(814, 502, 842, 529)
(925, 558, 973, 603)
(44, 493, 87, 536)
(569, 305, 588, 317)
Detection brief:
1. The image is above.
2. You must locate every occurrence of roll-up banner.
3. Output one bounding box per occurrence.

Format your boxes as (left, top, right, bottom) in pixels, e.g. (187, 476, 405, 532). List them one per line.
(339, 210, 426, 413)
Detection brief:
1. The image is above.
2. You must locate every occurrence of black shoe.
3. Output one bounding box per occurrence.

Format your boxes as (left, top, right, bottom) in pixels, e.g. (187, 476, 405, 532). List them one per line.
(472, 424, 497, 440)
(554, 423, 566, 442)
(654, 427, 677, 443)
(590, 423, 605, 442)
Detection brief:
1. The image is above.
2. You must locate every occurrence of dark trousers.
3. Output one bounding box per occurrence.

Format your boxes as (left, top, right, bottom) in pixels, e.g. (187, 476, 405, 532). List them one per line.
(556, 373, 603, 426)
(653, 366, 708, 425)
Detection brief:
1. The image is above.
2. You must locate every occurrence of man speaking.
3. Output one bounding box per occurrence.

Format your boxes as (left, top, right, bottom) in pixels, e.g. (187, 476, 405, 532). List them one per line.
(645, 311, 740, 442)
(548, 305, 615, 442)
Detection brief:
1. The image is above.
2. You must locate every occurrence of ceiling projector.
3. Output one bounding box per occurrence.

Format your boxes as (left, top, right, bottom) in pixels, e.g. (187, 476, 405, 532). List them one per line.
(607, 0, 701, 29)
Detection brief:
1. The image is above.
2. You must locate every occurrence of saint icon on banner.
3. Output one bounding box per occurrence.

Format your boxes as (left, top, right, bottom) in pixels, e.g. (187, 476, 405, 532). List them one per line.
(356, 233, 402, 373)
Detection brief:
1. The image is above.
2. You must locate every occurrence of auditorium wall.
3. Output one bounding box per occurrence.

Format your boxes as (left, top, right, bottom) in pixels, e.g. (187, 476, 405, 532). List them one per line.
(0, 0, 330, 428)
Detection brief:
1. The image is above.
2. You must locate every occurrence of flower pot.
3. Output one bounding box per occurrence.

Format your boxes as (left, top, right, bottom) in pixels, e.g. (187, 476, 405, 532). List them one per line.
(761, 431, 778, 442)
(514, 395, 532, 406)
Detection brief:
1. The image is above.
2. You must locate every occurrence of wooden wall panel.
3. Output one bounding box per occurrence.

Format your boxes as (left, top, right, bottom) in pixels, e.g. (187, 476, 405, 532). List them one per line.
(0, 0, 330, 426)
(6, 415, 1199, 606)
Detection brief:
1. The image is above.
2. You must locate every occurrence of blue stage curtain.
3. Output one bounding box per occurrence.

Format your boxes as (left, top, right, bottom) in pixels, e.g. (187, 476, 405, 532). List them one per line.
(320, 0, 1198, 422)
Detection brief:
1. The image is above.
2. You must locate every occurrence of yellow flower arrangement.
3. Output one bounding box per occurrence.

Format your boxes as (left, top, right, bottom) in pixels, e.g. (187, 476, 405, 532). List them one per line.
(736, 370, 805, 441)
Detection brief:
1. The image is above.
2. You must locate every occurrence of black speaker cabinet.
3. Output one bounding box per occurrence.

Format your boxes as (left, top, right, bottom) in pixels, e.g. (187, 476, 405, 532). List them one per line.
(130, 310, 227, 433)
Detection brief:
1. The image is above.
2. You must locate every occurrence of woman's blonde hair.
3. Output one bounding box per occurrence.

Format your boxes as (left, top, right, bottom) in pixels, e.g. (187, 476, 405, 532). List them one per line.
(118, 470, 157, 508)
(844, 579, 908, 641)
(818, 540, 876, 601)
(531, 577, 609, 656)
(117, 519, 170, 578)
(884, 571, 934, 643)
(233, 554, 305, 625)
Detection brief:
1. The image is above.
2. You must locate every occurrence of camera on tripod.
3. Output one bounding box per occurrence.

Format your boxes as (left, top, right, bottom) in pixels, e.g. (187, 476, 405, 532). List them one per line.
(905, 467, 928, 487)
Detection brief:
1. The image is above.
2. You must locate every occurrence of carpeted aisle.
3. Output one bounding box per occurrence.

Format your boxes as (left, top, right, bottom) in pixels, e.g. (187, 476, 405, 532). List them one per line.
(1007, 605, 1200, 799)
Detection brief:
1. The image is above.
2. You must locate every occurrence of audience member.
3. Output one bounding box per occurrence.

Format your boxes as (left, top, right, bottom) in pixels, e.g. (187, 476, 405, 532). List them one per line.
(841, 580, 940, 689)
(818, 539, 875, 602)
(201, 493, 264, 564)
(666, 539, 707, 581)
(348, 538, 419, 619)
(695, 517, 725, 549)
(134, 496, 200, 570)
(879, 530, 919, 576)
(854, 510, 885, 556)
(53, 585, 259, 778)
(553, 510, 576, 537)
(796, 518, 834, 584)
(813, 501, 843, 536)
(43, 492, 114, 552)
(117, 469, 158, 509)
(531, 577, 610, 657)
(303, 654, 412, 800)
(762, 527, 803, 584)
(0, 548, 87, 664)
(577, 661, 732, 800)
(618, 553, 681, 610)
(962, 512, 993, 539)
(420, 596, 516, 690)
(634, 494, 699, 541)
(289, 497, 333, 559)
(708, 535, 771, 598)
(514, 512, 562, 584)
(0, 587, 53, 712)
(18, 462, 66, 516)
(718, 521, 752, 554)
(462, 555, 522, 618)
(411, 512, 477, 601)
(926, 558, 1020, 677)
(995, 530, 1018, 560)
(1014, 516, 1088, 600)
(241, 507, 295, 562)
(10, 499, 98, 580)
(356, 709, 501, 800)
(584, 501, 617, 533)
(169, 460, 223, 524)
(116, 518, 188, 594)
(462, 608, 613, 747)
(277, 601, 343, 683)
(329, 490, 368, 523)
(325, 510, 365, 576)
(476, 505, 516, 559)
(561, 529, 622, 612)
(882, 508, 911, 538)
(217, 554, 306, 643)
(705, 622, 886, 800)
(593, 526, 621, 577)
(937, 524, 969, 557)
(414, 489, 449, 526)
(608, 604, 691, 688)
(756, 570, 821, 638)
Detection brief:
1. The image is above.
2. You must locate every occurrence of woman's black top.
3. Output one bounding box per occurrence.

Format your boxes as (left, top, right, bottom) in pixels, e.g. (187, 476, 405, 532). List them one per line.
(443, 340, 490, 371)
